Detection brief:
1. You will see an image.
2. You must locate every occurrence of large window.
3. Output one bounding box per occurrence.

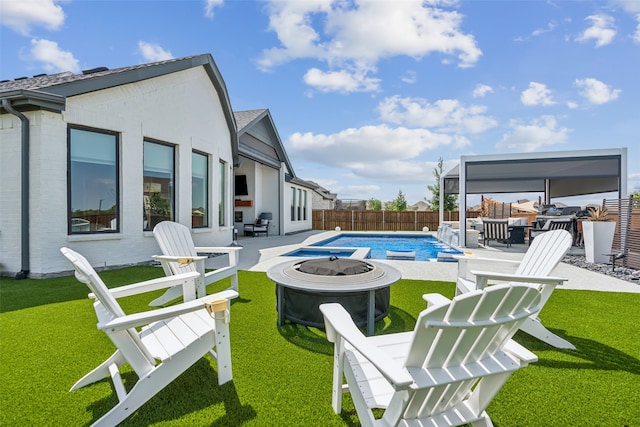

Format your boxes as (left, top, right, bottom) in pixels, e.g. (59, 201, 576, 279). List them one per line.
(143, 140, 175, 231)
(218, 160, 226, 226)
(68, 126, 119, 234)
(192, 151, 209, 228)
(290, 187, 295, 220)
(303, 190, 307, 220)
(289, 187, 308, 222)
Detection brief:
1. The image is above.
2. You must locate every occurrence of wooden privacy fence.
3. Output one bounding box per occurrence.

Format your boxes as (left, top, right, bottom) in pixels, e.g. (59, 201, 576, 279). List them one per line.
(604, 197, 640, 270)
(312, 210, 480, 233)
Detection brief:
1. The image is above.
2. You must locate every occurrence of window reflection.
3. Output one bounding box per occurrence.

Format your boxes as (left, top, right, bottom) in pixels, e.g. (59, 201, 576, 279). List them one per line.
(69, 127, 118, 233)
(143, 140, 174, 231)
(192, 152, 208, 228)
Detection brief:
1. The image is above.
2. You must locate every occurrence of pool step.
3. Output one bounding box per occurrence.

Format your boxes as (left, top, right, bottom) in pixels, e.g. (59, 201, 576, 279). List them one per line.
(386, 250, 416, 260)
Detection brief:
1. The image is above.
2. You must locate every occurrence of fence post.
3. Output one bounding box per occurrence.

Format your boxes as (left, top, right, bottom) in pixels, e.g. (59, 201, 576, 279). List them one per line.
(352, 210, 354, 231)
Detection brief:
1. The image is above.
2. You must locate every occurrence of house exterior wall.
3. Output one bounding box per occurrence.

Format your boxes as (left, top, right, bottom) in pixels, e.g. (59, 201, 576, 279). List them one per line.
(312, 191, 335, 210)
(285, 182, 312, 234)
(0, 67, 235, 277)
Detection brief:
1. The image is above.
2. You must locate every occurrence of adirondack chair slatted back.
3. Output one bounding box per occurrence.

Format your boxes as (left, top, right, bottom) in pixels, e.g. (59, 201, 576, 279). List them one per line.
(482, 219, 510, 246)
(153, 221, 199, 276)
(402, 285, 541, 420)
(60, 247, 157, 372)
(517, 229, 572, 277)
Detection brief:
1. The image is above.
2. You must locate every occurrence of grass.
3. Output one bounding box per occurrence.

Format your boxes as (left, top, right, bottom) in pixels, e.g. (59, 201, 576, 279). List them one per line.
(1, 267, 639, 426)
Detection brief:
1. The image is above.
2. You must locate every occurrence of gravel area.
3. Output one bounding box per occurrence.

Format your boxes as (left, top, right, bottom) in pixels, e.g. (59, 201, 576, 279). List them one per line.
(563, 255, 640, 284)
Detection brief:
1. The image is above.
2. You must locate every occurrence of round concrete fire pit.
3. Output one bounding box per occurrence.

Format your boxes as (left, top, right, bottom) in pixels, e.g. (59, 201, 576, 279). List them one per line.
(267, 257, 401, 335)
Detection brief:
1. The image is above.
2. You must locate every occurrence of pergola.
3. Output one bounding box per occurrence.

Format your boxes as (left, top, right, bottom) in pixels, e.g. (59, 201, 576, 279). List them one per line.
(441, 148, 628, 247)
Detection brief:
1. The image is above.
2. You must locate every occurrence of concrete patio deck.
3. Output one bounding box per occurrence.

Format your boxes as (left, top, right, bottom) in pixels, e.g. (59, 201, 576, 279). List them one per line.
(229, 230, 640, 294)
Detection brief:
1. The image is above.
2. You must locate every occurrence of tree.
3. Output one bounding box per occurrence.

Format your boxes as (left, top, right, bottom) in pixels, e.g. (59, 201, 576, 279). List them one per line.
(387, 189, 408, 211)
(427, 157, 457, 212)
(368, 198, 382, 210)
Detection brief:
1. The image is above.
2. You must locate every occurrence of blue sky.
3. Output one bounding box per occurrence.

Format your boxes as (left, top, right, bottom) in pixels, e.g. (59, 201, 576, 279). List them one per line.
(1, 0, 638, 207)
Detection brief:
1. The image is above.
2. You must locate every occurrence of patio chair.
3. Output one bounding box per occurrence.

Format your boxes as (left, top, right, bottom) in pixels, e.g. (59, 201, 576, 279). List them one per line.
(529, 217, 573, 245)
(243, 212, 272, 237)
(150, 221, 242, 306)
(60, 247, 238, 427)
(455, 229, 575, 349)
(320, 283, 542, 427)
(481, 218, 511, 247)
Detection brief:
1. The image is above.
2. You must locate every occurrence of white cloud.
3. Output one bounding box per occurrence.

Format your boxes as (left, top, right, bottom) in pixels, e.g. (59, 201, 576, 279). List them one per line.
(287, 124, 466, 174)
(330, 183, 381, 199)
(138, 41, 173, 62)
(608, 0, 640, 14)
(567, 100, 579, 109)
(520, 82, 555, 106)
(575, 14, 616, 47)
(0, 0, 65, 35)
(401, 70, 417, 84)
(258, 0, 481, 92)
(472, 84, 493, 98)
(28, 38, 79, 73)
(574, 77, 621, 104)
(303, 67, 381, 93)
(633, 15, 640, 43)
(377, 95, 497, 134)
(204, 0, 224, 18)
(515, 20, 557, 41)
(496, 116, 571, 152)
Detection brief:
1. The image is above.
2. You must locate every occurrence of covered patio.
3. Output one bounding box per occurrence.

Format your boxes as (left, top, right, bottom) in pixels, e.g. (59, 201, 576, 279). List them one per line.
(441, 148, 628, 247)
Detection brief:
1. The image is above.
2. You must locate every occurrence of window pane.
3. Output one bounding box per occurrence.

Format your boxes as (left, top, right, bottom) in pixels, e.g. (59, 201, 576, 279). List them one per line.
(219, 160, 226, 226)
(303, 190, 307, 220)
(290, 188, 295, 220)
(143, 141, 174, 231)
(192, 152, 208, 228)
(297, 188, 302, 220)
(69, 128, 118, 233)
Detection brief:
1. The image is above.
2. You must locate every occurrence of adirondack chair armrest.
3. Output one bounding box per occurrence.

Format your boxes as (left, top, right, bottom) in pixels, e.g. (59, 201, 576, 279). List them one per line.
(504, 339, 538, 364)
(469, 270, 568, 287)
(422, 293, 451, 309)
(194, 246, 242, 265)
(152, 255, 208, 264)
(454, 255, 521, 266)
(98, 289, 239, 332)
(320, 303, 413, 388)
(90, 272, 202, 300)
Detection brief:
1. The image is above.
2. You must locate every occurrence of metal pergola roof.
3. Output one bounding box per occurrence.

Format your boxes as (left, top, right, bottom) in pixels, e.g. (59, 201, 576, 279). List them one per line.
(441, 148, 628, 247)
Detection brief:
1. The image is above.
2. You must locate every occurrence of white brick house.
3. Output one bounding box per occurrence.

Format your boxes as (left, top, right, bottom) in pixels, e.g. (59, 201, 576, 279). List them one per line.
(233, 109, 314, 236)
(0, 55, 239, 278)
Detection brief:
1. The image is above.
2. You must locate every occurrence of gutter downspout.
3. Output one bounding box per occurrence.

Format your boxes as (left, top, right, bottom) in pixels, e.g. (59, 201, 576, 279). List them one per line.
(2, 99, 30, 279)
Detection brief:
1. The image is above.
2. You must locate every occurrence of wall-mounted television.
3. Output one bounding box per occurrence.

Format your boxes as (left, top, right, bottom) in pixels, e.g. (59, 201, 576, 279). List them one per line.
(235, 175, 249, 196)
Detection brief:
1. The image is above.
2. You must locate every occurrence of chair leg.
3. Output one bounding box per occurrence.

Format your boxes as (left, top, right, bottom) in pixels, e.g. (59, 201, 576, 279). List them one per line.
(520, 317, 576, 350)
(71, 350, 126, 391)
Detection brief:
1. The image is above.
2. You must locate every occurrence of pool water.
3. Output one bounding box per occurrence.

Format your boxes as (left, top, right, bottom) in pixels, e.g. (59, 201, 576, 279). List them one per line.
(311, 234, 462, 261)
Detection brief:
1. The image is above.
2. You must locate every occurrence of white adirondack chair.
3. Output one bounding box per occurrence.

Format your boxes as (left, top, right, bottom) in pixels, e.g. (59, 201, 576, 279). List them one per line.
(60, 247, 238, 427)
(320, 283, 542, 427)
(150, 221, 242, 306)
(455, 229, 574, 350)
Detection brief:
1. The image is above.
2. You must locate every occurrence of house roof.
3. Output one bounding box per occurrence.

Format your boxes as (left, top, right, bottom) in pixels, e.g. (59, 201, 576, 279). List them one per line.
(290, 178, 337, 199)
(234, 108, 296, 177)
(0, 54, 239, 165)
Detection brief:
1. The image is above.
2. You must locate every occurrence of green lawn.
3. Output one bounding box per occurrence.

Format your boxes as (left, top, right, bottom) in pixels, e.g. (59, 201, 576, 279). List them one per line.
(1, 268, 639, 426)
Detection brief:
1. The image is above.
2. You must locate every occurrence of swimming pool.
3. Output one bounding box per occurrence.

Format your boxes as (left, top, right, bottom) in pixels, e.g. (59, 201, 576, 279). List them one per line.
(307, 233, 462, 261)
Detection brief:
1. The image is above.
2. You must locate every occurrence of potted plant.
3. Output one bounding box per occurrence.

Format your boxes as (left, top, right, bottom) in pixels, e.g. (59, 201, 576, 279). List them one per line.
(582, 206, 616, 264)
